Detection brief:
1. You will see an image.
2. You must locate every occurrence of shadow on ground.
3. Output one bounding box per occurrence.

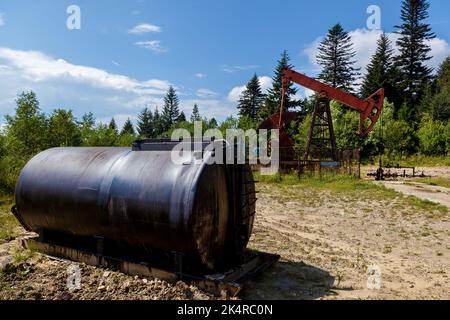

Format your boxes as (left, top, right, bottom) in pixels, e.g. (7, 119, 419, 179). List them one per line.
(241, 260, 338, 300)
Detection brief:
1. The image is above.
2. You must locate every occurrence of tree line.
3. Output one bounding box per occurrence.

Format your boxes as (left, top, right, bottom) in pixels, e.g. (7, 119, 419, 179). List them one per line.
(1, 0, 449, 192)
(0, 86, 222, 192)
(233, 0, 450, 159)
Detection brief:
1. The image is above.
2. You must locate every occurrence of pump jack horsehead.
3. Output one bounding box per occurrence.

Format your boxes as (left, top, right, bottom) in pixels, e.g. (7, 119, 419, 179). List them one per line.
(278, 68, 385, 137)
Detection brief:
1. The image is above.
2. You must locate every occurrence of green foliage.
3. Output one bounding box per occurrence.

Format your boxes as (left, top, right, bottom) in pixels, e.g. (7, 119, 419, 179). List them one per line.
(5, 92, 48, 158)
(79, 112, 96, 146)
(395, 0, 435, 122)
(288, 114, 311, 159)
(116, 133, 136, 147)
(238, 74, 265, 120)
(317, 23, 360, 92)
(423, 56, 450, 121)
(332, 102, 365, 151)
(178, 111, 186, 123)
(120, 118, 135, 136)
(161, 86, 180, 131)
(86, 124, 118, 147)
(108, 118, 118, 133)
(260, 51, 300, 118)
(47, 109, 81, 147)
(1, 92, 49, 191)
(417, 115, 448, 155)
(218, 116, 239, 134)
(190, 104, 201, 122)
(137, 108, 154, 138)
(383, 119, 415, 156)
(361, 33, 402, 110)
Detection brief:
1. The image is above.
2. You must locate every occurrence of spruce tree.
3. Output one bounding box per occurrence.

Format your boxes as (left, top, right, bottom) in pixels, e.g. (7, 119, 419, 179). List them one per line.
(317, 23, 360, 92)
(162, 86, 180, 131)
(178, 111, 187, 123)
(424, 56, 450, 121)
(191, 104, 201, 122)
(238, 74, 265, 120)
(121, 118, 135, 136)
(395, 0, 435, 122)
(153, 107, 163, 137)
(361, 33, 400, 107)
(261, 51, 299, 118)
(109, 118, 118, 133)
(137, 108, 154, 138)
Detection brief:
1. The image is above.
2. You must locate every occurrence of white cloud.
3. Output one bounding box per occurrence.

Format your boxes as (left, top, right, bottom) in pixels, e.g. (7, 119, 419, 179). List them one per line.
(0, 12, 4, 27)
(196, 88, 218, 98)
(0, 47, 170, 95)
(227, 76, 272, 103)
(222, 65, 259, 73)
(134, 40, 167, 53)
(0, 47, 175, 125)
(128, 23, 161, 34)
(195, 73, 206, 79)
(303, 28, 450, 78)
(112, 60, 120, 67)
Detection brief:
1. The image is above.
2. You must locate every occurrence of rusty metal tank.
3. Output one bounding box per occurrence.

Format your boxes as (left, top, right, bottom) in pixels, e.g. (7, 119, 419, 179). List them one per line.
(13, 140, 256, 273)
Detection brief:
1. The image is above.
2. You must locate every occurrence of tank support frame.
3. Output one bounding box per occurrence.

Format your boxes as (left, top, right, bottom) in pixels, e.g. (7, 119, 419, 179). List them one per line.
(20, 236, 279, 297)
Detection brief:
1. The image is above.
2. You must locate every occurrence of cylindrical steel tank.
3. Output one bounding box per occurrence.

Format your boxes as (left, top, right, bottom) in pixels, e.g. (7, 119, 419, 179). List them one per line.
(14, 141, 256, 273)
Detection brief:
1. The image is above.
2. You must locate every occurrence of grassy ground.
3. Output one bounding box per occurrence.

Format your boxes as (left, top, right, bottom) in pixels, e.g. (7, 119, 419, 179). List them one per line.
(370, 155, 450, 167)
(254, 172, 448, 217)
(410, 177, 450, 189)
(0, 195, 19, 241)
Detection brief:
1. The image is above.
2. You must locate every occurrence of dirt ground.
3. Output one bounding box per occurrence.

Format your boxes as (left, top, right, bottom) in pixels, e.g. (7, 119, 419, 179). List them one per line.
(1, 169, 449, 300)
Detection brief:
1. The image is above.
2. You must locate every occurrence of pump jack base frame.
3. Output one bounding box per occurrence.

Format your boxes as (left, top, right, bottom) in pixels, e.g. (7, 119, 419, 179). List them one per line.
(20, 236, 279, 298)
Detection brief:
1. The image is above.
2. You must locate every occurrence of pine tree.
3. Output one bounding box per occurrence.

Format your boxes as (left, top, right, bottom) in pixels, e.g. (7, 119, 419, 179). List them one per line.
(317, 24, 360, 92)
(162, 86, 180, 131)
(153, 107, 163, 137)
(109, 118, 118, 133)
(137, 108, 154, 138)
(178, 111, 187, 123)
(191, 104, 201, 122)
(424, 56, 450, 121)
(361, 33, 400, 107)
(121, 118, 135, 136)
(238, 74, 265, 120)
(261, 51, 299, 118)
(395, 0, 435, 122)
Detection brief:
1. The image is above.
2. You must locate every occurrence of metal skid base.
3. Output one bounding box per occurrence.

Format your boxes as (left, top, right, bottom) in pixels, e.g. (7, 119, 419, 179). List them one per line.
(20, 236, 279, 297)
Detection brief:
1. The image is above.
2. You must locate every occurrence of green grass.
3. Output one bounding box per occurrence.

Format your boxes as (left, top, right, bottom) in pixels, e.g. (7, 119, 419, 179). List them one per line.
(411, 177, 450, 189)
(0, 195, 20, 241)
(255, 172, 448, 216)
(373, 155, 450, 167)
(256, 172, 393, 194)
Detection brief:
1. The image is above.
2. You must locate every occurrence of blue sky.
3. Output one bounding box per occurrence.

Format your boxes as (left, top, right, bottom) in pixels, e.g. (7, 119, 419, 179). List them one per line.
(0, 0, 449, 129)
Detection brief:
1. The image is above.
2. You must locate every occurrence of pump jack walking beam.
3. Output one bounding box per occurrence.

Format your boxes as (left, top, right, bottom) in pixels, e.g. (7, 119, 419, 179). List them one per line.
(279, 68, 385, 136)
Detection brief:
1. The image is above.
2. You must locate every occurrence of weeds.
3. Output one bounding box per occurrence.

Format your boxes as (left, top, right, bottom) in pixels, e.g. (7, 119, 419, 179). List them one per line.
(0, 196, 20, 241)
(411, 178, 450, 189)
(255, 172, 449, 216)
